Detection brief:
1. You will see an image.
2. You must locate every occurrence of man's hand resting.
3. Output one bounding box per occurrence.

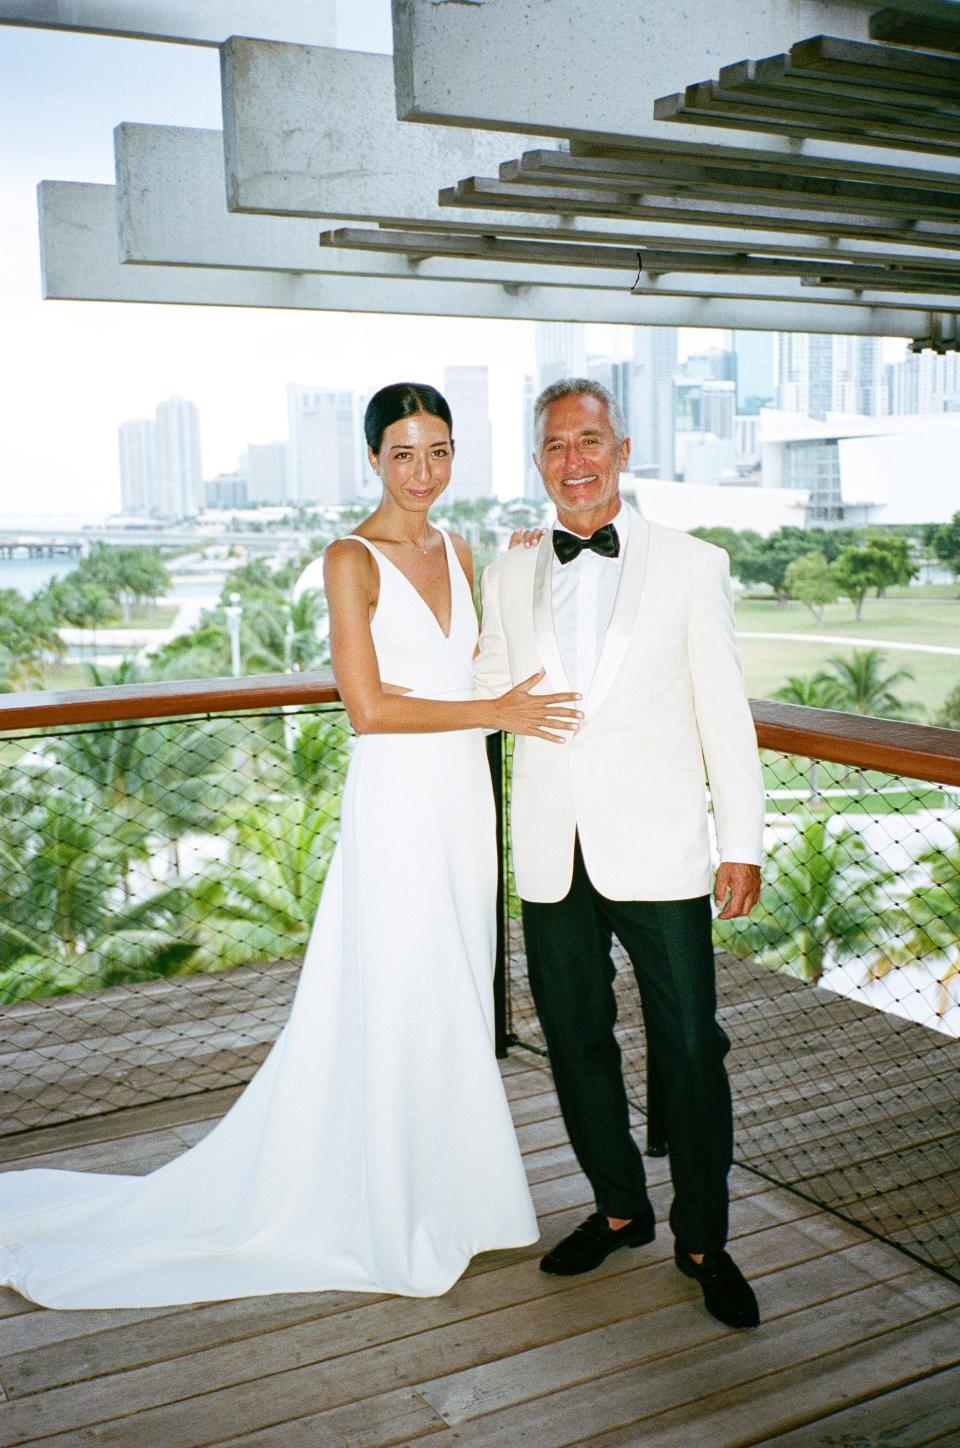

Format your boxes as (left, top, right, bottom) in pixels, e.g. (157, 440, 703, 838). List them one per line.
(714, 863, 761, 920)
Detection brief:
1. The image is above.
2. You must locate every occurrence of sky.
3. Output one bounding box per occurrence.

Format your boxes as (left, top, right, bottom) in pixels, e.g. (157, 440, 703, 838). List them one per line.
(0, 4, 909, 518)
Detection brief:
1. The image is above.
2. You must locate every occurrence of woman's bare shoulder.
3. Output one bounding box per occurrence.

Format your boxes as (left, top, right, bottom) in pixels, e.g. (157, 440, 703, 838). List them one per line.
(323, 536, 377, 585)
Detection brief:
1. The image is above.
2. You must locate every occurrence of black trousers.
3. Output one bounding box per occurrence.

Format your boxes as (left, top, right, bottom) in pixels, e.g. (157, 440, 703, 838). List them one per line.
(521, 839, 733, 1254)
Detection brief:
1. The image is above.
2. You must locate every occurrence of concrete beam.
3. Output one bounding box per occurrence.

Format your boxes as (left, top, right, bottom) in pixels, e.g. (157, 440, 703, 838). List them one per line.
(391, 0, 960, 176)
(116, 124, 960, 310)
(0, 1, 334, 45)
(221, 40, 564, 227)
(115, 124, 634, 289)
(39, 180, 942, 336)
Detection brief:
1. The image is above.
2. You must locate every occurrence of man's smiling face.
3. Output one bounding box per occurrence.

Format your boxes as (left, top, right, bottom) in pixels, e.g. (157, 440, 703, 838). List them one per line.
(535, 391, 631, 533)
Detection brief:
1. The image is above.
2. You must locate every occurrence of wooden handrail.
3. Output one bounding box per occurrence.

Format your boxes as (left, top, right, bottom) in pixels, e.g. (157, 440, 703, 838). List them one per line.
(0, 673, 341, 731)
(751, 700, 960, 787)
(0, 676, 957, 785)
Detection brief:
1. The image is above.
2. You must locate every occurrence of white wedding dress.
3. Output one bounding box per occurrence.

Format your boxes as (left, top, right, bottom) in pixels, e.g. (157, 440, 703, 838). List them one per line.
(0, 531, 538, 1308)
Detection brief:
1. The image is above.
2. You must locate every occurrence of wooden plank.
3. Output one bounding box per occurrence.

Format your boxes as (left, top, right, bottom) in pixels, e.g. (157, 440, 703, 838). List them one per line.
(762, 1361, 960, 1446)
(0, 1088, 242, 1165)
(579, 1307, 960, 1448)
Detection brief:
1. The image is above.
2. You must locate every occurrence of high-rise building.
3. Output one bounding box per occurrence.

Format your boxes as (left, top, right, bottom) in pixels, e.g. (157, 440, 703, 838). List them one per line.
(154, 397, 202, 519)
(118, 398, 201, 519)
(243, 442, 289, 505)
(887, 349, 960, 415)
(535, 323, 587, 391)
(443, 365, 493, 499)
(118, 418, 155, 516)
(287, 386, 357, 504)
(205, 473, 248, 510)
(587, 358, 632, 442)
(699, 380, 736, 440)
(631, 327, 677, 478)
(731, 332, 774, 415)
(776, 333, 885, 421)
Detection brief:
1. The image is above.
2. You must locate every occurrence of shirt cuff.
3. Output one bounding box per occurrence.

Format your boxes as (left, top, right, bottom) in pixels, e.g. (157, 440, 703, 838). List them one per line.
(719, 849, 763, 867)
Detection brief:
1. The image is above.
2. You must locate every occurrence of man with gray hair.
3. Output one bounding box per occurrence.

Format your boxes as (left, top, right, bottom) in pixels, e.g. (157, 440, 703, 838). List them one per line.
(475, 377, 765, 1329)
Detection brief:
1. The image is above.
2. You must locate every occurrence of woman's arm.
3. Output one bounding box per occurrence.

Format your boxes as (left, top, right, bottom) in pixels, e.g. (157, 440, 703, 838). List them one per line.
(323, 541, 579, 740)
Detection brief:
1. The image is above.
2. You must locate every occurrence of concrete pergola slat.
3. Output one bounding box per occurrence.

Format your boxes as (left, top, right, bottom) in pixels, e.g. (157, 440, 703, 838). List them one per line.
(500, 149, 960, 217)
(321, 227, 960, 299)
(870, 5, 960, 52)
(655, 78, 960, 154)
(440, 177, 960, 252)
(718, 54, 960, 114)
(42, 179, 948, 335)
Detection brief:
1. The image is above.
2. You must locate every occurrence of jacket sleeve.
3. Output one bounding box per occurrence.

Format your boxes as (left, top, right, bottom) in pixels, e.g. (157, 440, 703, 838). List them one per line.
(473, 562, 513, 701)
(686, 548, 765, 866)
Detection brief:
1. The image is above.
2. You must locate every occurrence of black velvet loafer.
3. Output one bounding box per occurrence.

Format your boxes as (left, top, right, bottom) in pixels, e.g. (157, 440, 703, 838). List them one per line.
(675, 1248, 760, 1328)
(539, 1210, 656, 1276)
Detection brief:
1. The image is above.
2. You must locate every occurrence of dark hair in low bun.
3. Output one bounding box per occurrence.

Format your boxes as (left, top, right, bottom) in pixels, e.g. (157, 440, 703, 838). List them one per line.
(364, 382, 453, 456)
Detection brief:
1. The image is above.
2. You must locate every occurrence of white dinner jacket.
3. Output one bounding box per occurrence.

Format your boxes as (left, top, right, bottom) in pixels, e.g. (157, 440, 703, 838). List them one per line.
(474, 503, 765, 903)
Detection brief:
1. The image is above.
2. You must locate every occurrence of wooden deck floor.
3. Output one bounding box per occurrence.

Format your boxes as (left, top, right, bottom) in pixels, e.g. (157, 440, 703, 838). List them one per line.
(1, 1058, 959, 1447)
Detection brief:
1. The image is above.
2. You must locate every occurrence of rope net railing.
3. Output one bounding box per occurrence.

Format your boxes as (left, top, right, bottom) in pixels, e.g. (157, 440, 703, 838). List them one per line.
(0, 703, 352, 1135)
(503, 743, 960, 1282)
(0, 683, 957, 1282)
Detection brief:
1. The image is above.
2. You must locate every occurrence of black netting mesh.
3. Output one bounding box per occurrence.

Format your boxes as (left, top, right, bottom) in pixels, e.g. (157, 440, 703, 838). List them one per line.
(0, 705, 351, 1134)
(502, 743, 960, 1283)
(2, 713, 957, 1283)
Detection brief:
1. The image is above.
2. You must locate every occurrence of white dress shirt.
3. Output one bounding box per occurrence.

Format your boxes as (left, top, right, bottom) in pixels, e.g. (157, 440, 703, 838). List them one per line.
(550, 503, 628, 698)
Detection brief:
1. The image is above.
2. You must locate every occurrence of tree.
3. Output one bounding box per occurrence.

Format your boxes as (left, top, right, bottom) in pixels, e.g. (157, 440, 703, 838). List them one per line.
(0, 783, 195, 1003)
(828, 533, 916, 617)
(738, 528, 817, 604)
(0, 588, 64, 689)
(182, 796, 340, 973)
(714, 813, 893, 984)
(783, 551, 839, 624)
(935, 680, 960, 731)
(871, 827, 960, 1016)
(830, 545, 882, 621)
(771, 671, 838, 798)
(821, 649, 920, 721)
(932, 511, 960, 582)
(861, 531, 917, 597)
(688, 527, 761, 580)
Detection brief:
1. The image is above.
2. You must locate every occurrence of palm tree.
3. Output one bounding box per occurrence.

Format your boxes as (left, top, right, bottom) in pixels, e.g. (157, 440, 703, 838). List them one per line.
(182, 795, 340, 973)
(58, 660, 235, 883)
(821, 648, 921, 721)
(714, 812, 894, 984)
(870, 827, 960, 1016)
(0, 785, 196, 1003)
(771, 673, 838, 800)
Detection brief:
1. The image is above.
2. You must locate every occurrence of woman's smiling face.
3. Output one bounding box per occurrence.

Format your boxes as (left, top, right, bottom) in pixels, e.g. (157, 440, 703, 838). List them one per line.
(370, 412, 454, 513)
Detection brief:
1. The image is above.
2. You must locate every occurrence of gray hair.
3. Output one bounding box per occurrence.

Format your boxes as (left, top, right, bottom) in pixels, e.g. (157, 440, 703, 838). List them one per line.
(533, 377, 627, 451)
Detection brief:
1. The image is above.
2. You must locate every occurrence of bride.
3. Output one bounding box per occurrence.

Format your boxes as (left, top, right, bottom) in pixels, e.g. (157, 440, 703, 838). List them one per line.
(0, 381, 580, 1309)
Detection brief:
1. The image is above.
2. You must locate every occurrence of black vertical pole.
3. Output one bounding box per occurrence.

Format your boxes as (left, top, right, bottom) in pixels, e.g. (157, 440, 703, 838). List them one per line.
(486, 730, 509, 1059)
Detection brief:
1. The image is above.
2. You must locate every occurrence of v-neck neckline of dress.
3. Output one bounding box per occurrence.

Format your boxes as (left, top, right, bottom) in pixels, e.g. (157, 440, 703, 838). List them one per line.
(354, 529, 456, 641)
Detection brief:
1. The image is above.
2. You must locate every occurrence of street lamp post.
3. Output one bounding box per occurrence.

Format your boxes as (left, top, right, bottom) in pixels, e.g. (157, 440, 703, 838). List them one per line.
(224, 592, 242, 677)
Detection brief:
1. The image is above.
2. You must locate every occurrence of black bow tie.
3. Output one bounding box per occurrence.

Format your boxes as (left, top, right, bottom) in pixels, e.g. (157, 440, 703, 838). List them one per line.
(552, 522, 620, 565)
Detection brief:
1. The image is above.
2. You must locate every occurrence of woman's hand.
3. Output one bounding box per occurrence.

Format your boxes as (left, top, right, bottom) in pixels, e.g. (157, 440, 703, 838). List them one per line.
(490, 671, 581, 741)
(508, 528, 547, 550)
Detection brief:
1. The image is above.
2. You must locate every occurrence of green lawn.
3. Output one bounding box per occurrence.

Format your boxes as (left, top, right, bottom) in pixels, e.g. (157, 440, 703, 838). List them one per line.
(735, 595, 960, 648)
(734, 594, 959, 721)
